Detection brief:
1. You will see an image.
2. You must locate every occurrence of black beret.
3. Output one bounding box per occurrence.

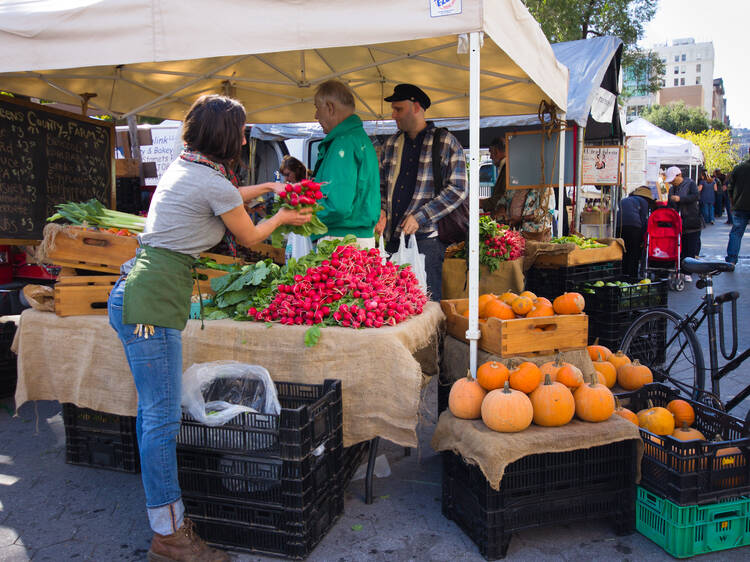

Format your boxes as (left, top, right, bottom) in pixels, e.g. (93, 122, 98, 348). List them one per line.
(384, 84, 431, 110)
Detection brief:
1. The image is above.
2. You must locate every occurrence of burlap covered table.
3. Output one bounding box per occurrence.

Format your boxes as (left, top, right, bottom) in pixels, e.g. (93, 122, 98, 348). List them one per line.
(12, 303, 444, 447)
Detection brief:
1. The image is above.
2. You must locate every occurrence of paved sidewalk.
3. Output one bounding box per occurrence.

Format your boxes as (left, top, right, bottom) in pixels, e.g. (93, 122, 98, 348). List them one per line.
(1, 223, 748, 561)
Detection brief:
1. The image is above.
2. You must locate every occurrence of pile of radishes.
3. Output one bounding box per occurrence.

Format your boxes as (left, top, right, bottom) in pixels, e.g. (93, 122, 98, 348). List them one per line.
(249, 245, 428, 329)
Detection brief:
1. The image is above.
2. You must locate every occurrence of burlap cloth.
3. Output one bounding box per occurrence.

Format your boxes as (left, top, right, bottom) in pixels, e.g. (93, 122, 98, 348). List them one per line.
(435, 335, 642, 490)
(11, 303, 445, 447)
(441, 258, 524, 299)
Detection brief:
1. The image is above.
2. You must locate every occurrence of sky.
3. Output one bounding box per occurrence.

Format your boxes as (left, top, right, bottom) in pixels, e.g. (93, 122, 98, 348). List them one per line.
(640, 0, 746, 128)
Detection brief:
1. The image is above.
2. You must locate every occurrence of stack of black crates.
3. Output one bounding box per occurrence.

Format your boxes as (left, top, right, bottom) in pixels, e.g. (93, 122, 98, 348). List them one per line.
(525, 260, 621, 301)
(615, 383, 750, 557)
(0, 321, 17, 399)
(176, 379, 346, 559)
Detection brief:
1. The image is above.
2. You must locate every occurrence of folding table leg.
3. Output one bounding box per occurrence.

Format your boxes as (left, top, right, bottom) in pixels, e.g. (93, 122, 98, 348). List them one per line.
(365, 437, 380, 505)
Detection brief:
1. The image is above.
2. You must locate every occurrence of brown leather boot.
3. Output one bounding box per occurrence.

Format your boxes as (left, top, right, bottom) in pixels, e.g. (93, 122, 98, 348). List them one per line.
(147, 518, 230, 562)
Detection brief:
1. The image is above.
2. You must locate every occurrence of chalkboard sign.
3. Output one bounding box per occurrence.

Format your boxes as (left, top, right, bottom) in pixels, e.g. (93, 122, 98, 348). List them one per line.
(506, 129, 575, 190)
(0, 96, 114, 240)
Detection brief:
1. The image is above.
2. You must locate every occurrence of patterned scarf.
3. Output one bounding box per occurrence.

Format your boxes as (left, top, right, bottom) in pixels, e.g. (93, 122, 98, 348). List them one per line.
(180, 147, 239, 256)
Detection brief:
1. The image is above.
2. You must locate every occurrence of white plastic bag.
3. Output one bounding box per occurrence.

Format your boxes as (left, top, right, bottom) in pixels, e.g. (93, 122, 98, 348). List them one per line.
(181, 360, 280, 426)
(390, 233, 427, 292)
(288, 233, 313, 259)
(376, 236, 389, 264)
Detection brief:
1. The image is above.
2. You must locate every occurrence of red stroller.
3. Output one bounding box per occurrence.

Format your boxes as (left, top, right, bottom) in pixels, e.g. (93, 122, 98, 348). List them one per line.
(645, 206, 684, 291)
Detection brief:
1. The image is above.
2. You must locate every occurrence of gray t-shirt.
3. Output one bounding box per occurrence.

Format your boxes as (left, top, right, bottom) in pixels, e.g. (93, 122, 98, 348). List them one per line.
(139, 159, 243, 256)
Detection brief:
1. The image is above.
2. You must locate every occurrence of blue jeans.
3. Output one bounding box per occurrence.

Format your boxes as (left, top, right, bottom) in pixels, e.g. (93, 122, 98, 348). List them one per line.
(701, 203, 714, 225)
(108, 278, 185, 535)
(726, 210, 750, 264)
(417, 236, 448, 302)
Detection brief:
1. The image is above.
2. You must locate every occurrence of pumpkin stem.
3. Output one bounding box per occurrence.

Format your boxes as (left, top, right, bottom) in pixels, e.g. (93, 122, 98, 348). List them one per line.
(614, 396, 622, 410)
(543, 373, 553, 385)
(502, 380, 511, 393)
(647, 399, 654, 409)
(681, 421, 689, 431)
(466, 369, 475, 382)
(594, 337, 600, 346)
(633, 359, 641, 366)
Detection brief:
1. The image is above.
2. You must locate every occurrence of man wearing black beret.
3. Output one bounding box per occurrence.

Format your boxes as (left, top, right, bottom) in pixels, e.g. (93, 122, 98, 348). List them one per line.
(374, 83, 468, 301)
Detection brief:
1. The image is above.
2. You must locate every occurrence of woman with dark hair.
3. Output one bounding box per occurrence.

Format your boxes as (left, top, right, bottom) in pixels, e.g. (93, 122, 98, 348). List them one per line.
(279, 154, 309, 183)
(698, 169, 716, 225)
(107, 94, 311, 562)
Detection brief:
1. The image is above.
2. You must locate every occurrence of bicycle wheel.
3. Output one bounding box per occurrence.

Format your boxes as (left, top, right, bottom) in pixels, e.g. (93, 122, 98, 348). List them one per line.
(620, 309, 705, 399)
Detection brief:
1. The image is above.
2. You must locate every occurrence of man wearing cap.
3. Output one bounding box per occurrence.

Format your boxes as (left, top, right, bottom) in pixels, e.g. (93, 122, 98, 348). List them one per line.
(617, 186, 655, 277)
(666, 166, 701, 277)
(374, 83, 468, 301)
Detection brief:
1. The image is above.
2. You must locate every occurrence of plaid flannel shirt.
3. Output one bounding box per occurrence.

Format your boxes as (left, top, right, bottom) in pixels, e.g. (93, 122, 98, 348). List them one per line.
(380, 123, 467, 242)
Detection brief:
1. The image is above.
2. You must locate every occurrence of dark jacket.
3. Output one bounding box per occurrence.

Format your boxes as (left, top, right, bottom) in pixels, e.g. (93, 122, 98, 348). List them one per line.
(668, 177, 701, 232)
(728, 159, 750, 211)
(618, 194, 650, 229)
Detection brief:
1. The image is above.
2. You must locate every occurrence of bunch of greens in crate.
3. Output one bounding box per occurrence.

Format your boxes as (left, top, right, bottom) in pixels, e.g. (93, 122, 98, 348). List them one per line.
(454, 216, 525, 272)
(550, 234, 606, 248)
(47, 199, 146, 232)
(269, 179, 329, 247)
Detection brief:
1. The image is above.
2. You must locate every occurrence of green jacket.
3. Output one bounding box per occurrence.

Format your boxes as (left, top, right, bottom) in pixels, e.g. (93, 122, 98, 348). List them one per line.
(728, 159, 750, 211)
(312, 114, 380, 240)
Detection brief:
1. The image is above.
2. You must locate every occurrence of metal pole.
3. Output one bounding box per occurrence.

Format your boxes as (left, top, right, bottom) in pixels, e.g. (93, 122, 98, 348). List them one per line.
(557, 113, 567, 238)
(575, 125, 584, 233)
(466, 31, 481, 379)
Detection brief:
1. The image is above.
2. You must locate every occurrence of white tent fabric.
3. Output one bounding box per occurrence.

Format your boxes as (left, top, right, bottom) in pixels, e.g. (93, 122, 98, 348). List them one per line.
(0, 0, 567, 123)
(624, 117, 703, 166)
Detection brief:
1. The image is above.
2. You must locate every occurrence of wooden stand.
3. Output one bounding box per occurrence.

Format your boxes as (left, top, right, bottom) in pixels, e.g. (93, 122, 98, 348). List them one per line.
(54, 275, 119, 316)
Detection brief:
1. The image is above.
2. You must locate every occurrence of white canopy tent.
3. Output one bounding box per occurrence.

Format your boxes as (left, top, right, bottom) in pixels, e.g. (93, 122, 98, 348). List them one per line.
(624, 117, 704, 175)
(0, 0, 568, 376)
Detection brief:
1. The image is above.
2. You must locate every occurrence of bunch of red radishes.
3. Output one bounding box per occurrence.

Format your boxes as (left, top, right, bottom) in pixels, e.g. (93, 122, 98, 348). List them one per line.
(248, 245, 428, 328)
(484, 228, 525, 260)
(278, 179, 325, 207)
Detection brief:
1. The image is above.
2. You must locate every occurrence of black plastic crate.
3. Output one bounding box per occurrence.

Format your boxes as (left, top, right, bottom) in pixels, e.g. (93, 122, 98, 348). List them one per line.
(443, 449, 636, 559)
(62, 403, 140, 473)
(178, 444, 340, 509)
(189, 489, 344, 559)
(0, 322, 17, 398)
(525, 260, 621, 299)
(616, 383, 750, 505)
(587, 309, 643, 345)
(336, 441, 369, 492)
(575, 277, 668, 313)
(178, 379, 342, 460)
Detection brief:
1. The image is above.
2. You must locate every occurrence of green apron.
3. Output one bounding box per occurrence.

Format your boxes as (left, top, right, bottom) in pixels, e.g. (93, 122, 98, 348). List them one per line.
(123, 245, 196, 331)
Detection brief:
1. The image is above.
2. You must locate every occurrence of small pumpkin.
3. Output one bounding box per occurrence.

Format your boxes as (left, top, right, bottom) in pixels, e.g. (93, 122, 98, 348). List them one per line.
(448, 373, 487, 419)
(526, 304, 555, 318)
(511, 296, 534, 316)
(555, 363, 584, 390)
(534, 296, 553, 308)
(552, 292, 586, 315)
(477, 293, 498, 318)
(614, 397, 638, 425)
(539, 354, 565, 381)
(499, 292, 519, 306)
(609, 350, 632, 372)
(617, 359, 653, 390)
(481, 381, 534, 432)
(666, 399, 695, 427)
(672, 422, 706, 441)
(637, 400, 675, 435)
(476, 361, 510, 391)
(587, 340, 613, 361)
(519, 290, 537, 301)
(573, 374, 615, 422)
(484, 299, 515, 320)
(529, 374, 575, 427)
(592, 353, 617, 388)
(509, 361, 543, 394)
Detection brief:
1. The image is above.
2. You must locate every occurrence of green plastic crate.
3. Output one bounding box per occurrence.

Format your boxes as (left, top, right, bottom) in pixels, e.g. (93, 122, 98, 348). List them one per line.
(636, 486, 750, 558)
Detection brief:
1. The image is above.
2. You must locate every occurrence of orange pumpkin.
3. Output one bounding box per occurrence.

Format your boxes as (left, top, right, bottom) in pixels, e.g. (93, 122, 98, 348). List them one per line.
(672, 422, 706, 441)
(511, 296, 534, 316)
(552, 292, 585, 315)
(509, 361, 543, 394)
(526, 304, 555, 318)
(539, 355, 565, 381)
(477, 294, 498, 318)
(609, 350, 632, 372)
(499, 292, 519, 306)
(448, 374, 487, 419)
(592, 353, 617, 388)
(529, 374, 575, 427)
(637, 401, 675, 435)
(484, 299, 515, 320)
(481, 381, 534, 432)
(617, 359, 653, 390)
(573, 375, 615, 422)
(519, 290, 537, 301)
(534, 296, 553, 308)
(587, 341, 613, 361)
(555, 363, 584, 390)
(667, 399, 695, 427)
(593, 370, 607, 385)
(476, 361, 510, 391)
(614, 398, 639, 425)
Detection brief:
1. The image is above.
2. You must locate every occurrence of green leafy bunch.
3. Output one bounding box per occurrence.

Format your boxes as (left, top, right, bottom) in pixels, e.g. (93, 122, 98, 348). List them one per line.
(550, 235, 606, 248)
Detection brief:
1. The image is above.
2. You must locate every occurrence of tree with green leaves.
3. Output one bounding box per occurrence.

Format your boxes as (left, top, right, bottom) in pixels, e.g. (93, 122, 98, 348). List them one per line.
(523, 0, 664, 94)
(678, 129, 739, 174)
(641, 102, 711, 134)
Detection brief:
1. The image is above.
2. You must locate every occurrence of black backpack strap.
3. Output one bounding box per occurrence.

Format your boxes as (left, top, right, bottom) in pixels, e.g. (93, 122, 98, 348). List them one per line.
(432, 127, 445, 195)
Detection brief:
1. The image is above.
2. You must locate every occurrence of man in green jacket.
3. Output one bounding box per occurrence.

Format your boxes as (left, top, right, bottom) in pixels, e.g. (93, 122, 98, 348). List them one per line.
(311, 80, 380, 247)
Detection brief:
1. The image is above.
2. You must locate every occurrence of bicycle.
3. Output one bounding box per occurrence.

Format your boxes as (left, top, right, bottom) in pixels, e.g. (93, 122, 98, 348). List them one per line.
(620, 257, 750, 426)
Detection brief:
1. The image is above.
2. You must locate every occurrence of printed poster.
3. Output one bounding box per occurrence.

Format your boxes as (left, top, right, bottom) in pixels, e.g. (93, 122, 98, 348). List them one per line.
(582, 146, 620, 185)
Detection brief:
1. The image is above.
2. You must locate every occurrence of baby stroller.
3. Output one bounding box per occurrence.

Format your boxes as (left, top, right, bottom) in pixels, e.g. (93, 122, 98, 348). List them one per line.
(645, 206, 684, 291)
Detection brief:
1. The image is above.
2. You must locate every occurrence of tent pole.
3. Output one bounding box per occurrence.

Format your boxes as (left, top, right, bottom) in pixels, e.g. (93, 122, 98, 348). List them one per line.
(557, 113, 567, 238)
(575, 125, 585, 233)
(466, 31, 481, 379)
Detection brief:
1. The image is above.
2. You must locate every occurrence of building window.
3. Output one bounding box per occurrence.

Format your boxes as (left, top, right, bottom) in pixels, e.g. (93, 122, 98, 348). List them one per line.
(661, 58, 667, 64)
(681, 54, 686, 61)
(674, 78, 679, 86)
(680, 77, 685, 86)
(681, 65, 686, 74)
(660, 79, 665, 87)
(674, 66, 679, 74)
(674, 55, 679, 62)
(696, 76, 701, 85)
(696, 63, 701, 72)
(696, 52, 702, 60)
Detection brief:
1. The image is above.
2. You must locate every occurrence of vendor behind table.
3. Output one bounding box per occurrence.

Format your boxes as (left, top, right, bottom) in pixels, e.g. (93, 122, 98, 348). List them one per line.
(107, 93, 311, 562)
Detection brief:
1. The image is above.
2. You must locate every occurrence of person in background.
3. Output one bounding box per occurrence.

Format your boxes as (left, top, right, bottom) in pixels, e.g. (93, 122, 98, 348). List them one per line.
(666, 165, 701, 280)
(107, 94, 311, 562)
(616, 186, 655, 277)
(656, 170, 669, 204)
(698, 170, 716, 226)
(480, 137, 506, 213)
(492, 188, 551, 241)
(312, 80, 380, 249)
(375, 83, 468, 301)
(725, 151, 750, 264)
(279, 155, 309, 183)
(713, 168, 724, 220)
(716, 168, 733, 224)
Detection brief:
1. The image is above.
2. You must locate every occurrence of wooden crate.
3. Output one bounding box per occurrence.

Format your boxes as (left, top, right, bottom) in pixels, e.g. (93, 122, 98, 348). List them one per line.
(440, 299, 588, 357)
(194, 253, 240, 296)
(533, 239, 623, 268)
(54, 275, 119, 316)
(45, 227, 138, 274)
(247, 243, 285, 265)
